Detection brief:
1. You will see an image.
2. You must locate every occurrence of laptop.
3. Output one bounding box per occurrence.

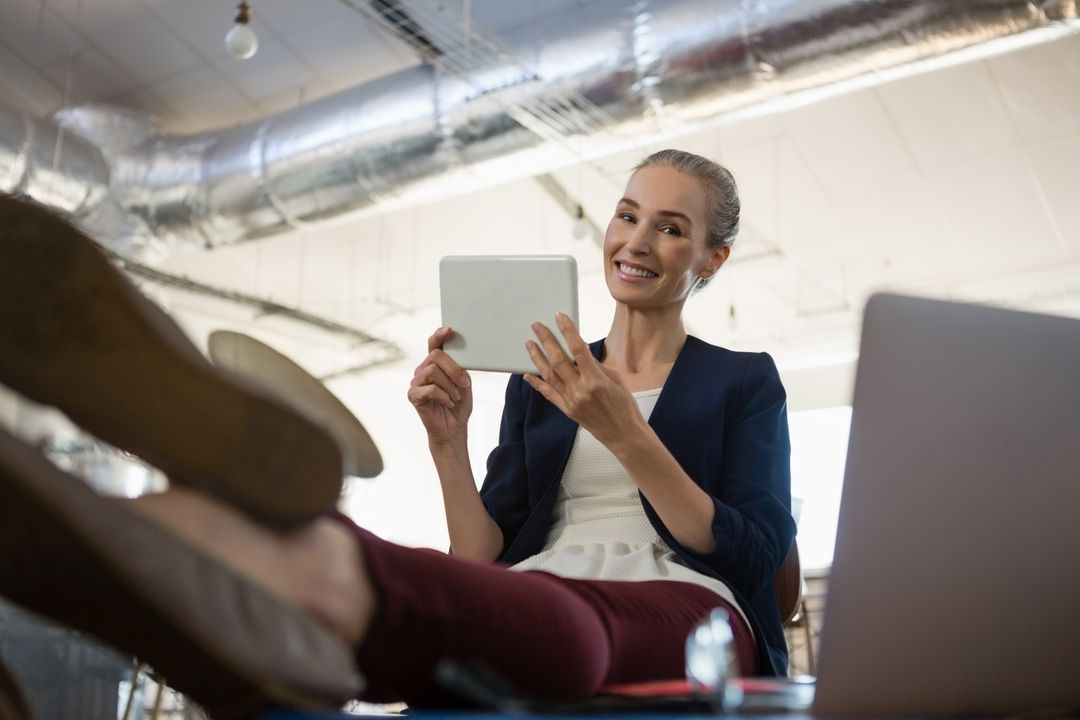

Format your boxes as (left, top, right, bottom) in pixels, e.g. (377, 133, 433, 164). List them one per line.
(812, 293, 1080, 716)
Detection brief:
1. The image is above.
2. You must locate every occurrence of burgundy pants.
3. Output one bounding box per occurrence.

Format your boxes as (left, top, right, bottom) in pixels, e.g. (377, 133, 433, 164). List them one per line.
(342, 520, 756, 706)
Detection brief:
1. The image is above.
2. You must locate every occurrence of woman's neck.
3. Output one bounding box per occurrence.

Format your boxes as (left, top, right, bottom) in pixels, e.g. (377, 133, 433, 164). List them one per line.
(603, 303, 687, 380)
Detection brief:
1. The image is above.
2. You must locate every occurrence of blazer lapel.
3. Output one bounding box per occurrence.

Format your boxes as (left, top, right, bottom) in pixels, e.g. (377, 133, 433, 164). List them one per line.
(645, 336, 701, 464)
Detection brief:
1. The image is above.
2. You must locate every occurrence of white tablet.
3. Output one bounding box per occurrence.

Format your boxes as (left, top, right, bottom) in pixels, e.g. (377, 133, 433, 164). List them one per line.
(439, 255, 579, 374)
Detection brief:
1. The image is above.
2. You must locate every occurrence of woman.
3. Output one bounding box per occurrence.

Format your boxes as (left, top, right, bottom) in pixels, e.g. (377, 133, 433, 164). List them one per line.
(408, 149, 795, 684)
(0, 150, 793, 718)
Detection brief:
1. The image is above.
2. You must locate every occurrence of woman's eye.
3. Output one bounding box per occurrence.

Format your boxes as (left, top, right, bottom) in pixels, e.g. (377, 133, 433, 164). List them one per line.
(617, 212, 635, 223)
(660, 225, 682, 236)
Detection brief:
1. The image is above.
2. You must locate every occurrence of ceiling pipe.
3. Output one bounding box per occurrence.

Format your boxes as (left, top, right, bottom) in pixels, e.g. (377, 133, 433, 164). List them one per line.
(2, 0, 1077, 254)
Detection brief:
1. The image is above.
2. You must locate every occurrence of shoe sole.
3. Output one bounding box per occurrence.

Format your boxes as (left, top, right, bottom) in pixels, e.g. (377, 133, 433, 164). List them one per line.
(0, 197, 344, 528)
(0, 428, 362, 719)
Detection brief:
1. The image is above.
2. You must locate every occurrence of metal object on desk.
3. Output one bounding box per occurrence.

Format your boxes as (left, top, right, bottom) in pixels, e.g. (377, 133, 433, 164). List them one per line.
(685, 607, 740, 710)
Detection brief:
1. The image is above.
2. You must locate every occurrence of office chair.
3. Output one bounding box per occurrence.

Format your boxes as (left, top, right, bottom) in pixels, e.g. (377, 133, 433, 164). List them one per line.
(773, 538, 816, 674)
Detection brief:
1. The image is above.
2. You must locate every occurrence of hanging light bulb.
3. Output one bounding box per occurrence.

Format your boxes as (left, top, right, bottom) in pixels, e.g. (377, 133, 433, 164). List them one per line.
(571, 204, 589, 241)
(225, 1, 258, 60)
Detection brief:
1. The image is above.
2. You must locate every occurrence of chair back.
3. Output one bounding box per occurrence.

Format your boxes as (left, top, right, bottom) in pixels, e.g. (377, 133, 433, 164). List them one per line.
(772, 537, 803, 624)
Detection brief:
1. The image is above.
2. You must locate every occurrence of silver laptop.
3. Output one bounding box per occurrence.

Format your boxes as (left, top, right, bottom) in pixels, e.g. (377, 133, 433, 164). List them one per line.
(812, 293, 1080, 716)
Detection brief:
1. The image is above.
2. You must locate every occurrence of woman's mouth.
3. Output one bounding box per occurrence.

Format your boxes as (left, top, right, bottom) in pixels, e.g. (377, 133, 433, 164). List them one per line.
(615, 261, 658, 279)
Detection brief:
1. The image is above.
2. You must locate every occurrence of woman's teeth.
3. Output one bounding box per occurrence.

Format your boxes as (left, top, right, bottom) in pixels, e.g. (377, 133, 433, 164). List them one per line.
(618, 262, 657, 278)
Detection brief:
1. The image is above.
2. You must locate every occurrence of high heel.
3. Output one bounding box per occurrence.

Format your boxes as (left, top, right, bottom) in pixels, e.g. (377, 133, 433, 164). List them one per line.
(0, 195, 344, 528)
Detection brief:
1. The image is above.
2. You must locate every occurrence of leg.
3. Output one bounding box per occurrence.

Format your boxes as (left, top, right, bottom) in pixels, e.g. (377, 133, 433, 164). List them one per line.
(0, 194, 343, 528)
(1, 421, 748, 713)
(0, 428, 361, 720)
(349, 521, 756, 706)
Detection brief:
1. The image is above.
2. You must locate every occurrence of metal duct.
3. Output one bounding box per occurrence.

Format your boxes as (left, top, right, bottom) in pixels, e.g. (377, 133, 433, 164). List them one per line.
(0, 105, 109, 215)
(5, 0, 1080, 251)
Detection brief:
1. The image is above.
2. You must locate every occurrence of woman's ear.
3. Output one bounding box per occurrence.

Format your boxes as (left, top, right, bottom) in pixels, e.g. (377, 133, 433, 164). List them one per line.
(699, 245, 731, 282)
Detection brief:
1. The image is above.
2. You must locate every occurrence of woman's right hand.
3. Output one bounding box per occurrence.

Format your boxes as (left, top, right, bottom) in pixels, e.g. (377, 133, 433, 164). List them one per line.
(408, 326, 473, 444)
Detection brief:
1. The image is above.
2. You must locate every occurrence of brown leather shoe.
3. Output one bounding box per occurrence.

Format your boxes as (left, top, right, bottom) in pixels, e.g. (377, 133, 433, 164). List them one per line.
(0, 427, 363, 719)
(0, 658, 32, 720)
(0, 194, 344, 528)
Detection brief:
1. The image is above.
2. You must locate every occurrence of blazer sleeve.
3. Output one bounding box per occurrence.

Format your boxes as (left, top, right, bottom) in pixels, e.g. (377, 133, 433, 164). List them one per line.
(679, 352, 796, 598)
(478, 374, 532, 554)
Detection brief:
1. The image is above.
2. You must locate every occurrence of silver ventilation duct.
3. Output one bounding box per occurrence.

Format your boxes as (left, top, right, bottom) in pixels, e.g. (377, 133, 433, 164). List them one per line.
(3, 0, 1078, 252)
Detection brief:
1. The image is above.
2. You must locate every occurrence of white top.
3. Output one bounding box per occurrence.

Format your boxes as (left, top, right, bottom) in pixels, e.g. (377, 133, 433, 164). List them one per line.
(511, 388, 750, 630)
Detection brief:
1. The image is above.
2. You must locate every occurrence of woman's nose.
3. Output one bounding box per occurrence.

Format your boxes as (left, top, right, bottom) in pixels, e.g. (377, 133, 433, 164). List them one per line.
(625, 225, 651, 254)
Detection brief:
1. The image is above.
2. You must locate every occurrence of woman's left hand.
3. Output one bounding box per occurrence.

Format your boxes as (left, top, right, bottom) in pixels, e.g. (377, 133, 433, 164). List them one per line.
(524, 313, 644, 446)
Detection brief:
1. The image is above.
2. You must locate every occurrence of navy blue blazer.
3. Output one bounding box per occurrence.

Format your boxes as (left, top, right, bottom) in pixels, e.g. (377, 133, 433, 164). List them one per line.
(479, 335, 797, 677)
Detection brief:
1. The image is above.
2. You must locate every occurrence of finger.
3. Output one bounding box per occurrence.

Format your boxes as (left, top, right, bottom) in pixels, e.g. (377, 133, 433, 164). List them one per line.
(523, 373, 568, 415)
(427, 326, 455, 353)
(412, 363, 462, 401)
(531, 321, 577, 383)
(554, 313, 594, 367)
(407, 383, 456, 410)
(424, 348, 471, 389)
(525, 338, 556, 380)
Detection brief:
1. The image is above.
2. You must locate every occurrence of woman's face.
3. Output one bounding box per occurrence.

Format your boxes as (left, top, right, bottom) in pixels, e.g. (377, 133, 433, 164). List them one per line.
(603, 165, 727, 309)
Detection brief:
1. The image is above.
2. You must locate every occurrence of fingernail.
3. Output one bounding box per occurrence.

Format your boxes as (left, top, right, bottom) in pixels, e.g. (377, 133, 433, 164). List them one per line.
(460, 374, 471, 387)
(452, 388, 461, 401)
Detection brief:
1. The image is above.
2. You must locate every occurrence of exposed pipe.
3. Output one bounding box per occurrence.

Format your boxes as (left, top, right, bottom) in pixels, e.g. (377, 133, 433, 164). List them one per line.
(3, 0, 1078, 252)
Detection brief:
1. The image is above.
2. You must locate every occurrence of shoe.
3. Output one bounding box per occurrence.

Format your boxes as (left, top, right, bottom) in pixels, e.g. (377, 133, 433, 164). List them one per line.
(0, 195, 344, 528)
(0, 426, 363, 720)
(0, 657, 32, 720)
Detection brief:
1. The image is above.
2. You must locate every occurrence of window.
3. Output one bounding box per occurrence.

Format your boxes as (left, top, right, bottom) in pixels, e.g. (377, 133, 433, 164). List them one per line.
(789, 406, 852, 570)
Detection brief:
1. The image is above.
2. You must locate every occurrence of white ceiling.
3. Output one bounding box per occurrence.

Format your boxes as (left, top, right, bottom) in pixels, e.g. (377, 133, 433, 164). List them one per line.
(1, 0, 587, 133)
(3, 1, 1080, 548)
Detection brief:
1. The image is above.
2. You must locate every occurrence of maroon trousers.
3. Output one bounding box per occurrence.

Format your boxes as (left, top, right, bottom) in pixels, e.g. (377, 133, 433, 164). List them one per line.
(343, 520, 756, 706)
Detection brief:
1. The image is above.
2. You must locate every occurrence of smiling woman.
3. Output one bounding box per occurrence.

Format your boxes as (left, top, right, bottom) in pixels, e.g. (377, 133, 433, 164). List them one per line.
(408, 148, 798, 691)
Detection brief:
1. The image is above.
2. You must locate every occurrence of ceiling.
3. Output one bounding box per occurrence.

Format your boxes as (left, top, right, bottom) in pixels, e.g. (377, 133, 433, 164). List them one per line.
(3, 1, 1080, 547)
(1, 0, 591, 134)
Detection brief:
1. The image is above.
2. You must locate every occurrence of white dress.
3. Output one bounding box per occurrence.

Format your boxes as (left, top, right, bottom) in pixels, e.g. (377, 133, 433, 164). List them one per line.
(511, 388, 751, 631)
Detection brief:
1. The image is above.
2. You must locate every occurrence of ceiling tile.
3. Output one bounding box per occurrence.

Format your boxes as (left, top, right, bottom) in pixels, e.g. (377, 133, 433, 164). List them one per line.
(1026, 133, 1080, 257)
(0, 42, 65, 116)
(148, 0, 238, 61)
(987, 33, 1080, 144)
(922, 147, 1065, 275)
(0, 1, 86, 67)
(284, 16, 419, 92)
(781, 87, 914, 189)
(150, 65, 258, 132)
(212, 38, 316, 104)
(772, 137, 845, 254)
(253, 0, 360, 37)
(46, 0, 144, 34)
(90, 7, 202, 85)
(828, 168, 965, 283)
(877, 58, 1020, 168)
(716, 113, 784, 155)
(717, 139, 781, 243)
(106, 85, 178, 131)
(40, 47, 135, 104)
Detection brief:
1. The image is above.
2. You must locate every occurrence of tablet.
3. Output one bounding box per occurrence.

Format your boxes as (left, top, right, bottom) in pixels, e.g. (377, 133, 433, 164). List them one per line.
(439, 255, 579, 374)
